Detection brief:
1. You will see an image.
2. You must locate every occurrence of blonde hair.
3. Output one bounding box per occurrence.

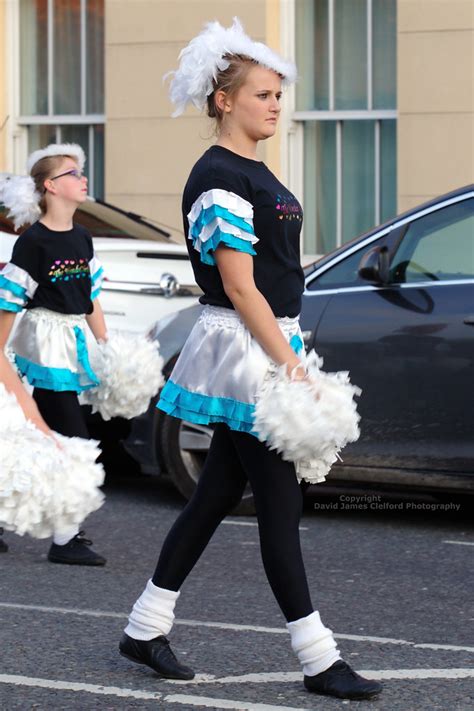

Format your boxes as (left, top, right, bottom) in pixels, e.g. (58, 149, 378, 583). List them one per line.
(206, 54, 257, 127)
(29, 154, 77, 214)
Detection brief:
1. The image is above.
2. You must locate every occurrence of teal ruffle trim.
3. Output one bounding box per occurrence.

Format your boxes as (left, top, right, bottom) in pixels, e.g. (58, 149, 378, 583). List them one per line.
(289, 334, 304, 355)
(74, 326, 100, 387)
(196, 228, 257, 267)
(91, 266, 104, 285)
(15, 355, 97, 392)
(0, 298, 22, 313)
(191, 204, 255, 238)
(0, 275, 27, 299)
(157, 379, 258, 435)
(14, 327, 100, 393)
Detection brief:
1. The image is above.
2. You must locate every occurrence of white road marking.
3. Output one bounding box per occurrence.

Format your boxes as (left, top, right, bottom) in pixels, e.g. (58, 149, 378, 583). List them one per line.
(413, 643, 474, 652)
(1, 602, 473, 653)
(443, 540, 474, 547)
(168, 668, 474, 684)
(0, 674, 308, 710)
(165, 695, 308, 710)
(222, 520, 308, 531)
(359, 669, 474, 680)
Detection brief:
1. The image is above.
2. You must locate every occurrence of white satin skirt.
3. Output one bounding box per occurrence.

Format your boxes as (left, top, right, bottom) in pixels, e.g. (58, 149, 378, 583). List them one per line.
(10, 307, 99, 392)
(157, 305, 304, 434)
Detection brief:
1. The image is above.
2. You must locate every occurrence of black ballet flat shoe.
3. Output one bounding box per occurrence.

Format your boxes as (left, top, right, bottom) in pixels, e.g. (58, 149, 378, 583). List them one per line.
(47, 531, 106, 566)
(304, 660, 382, 700)
(119, 632, 195, 680)
(0, 528, 8, 553)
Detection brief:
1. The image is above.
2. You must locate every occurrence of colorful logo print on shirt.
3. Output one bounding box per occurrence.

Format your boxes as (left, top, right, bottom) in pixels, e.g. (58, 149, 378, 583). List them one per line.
(275, 193, 302, 222)
(48, 259, 90, 283)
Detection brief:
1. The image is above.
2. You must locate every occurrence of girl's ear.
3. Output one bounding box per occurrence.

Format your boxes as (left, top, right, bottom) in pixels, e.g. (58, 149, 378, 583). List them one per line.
(214, 89, 232, 114)
(44, 178, 55, 195)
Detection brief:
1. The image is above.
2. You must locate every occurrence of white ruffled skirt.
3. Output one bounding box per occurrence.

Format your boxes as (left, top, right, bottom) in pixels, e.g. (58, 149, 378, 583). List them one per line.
(157, 305, 304, 435)
(158, 305, 361, 484)
(10, 307, 99, 392)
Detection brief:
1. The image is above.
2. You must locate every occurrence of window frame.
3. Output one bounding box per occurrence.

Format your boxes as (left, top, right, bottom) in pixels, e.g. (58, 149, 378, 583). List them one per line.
(14, 0, 105, 196)
(286, 0, 397, 258)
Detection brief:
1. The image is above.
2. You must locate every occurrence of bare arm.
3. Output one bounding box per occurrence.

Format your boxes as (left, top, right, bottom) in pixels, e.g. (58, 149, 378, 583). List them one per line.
(214, 247, 305, 378)
(86, 298, 108, 342)
(0, 311, 53, 436)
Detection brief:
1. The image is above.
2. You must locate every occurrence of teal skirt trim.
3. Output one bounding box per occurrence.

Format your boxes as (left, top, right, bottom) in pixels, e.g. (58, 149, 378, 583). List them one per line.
(157, 379, 258, 435)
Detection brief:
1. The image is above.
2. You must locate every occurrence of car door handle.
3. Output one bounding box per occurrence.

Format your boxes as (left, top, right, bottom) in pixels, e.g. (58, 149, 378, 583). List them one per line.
(463, 315, 474, 325)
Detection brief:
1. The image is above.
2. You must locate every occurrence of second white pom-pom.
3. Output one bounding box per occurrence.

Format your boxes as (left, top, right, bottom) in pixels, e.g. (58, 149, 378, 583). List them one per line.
(82, 332, 165, 420)
(0, 384, 105, 539)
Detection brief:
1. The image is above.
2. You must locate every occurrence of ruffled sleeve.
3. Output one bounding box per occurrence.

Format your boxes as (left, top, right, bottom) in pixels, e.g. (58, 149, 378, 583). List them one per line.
(0, 264, 38, 312)
(187, 189, 258, 266)
(89, 254, 105, 300)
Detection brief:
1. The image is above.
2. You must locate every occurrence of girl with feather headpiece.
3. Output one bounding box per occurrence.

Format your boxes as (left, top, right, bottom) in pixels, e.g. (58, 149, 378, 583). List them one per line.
(0, 144, 108, 563)
(119, 18, 381, 701)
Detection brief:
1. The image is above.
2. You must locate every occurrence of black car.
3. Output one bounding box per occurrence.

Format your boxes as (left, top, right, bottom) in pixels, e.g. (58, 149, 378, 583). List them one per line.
(111, 185, 474, 512)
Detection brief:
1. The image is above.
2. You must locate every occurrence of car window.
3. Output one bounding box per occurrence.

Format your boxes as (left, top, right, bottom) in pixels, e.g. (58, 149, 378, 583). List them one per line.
(306, 247, 368, 290)
(0, 200, 174, 243)
(389, 198, 474, 284)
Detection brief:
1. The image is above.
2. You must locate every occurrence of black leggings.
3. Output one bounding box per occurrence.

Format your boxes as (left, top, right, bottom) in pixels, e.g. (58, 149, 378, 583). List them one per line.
(153, 423, 314, 623)
(33, 388, 89, 438)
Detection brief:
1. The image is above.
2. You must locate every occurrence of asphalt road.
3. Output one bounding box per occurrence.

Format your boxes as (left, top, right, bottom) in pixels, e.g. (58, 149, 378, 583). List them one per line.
(1, 474, 473, 710)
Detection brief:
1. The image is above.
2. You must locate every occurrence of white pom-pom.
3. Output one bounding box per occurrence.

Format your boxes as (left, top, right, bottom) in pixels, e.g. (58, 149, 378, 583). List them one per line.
(81, 332, 164, 420)
(0, 173, 41, 229)
(253, 351, 362, 484)
(0, 384, 105, 539)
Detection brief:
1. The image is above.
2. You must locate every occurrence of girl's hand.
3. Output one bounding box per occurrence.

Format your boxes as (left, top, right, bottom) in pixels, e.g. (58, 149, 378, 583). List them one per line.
(287, 362, 307, 381)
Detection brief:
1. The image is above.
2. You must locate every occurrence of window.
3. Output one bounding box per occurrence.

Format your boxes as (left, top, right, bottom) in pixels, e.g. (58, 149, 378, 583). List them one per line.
(19, 0, 105, 197)
(295, 0, 397, 255)
(390, 199, 474, 283)
(307, 246, 368, 290)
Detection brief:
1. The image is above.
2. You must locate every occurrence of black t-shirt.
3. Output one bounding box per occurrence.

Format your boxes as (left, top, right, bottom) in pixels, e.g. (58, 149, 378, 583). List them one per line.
(182, 145, 305, 318)
(7, 221, 99, 315)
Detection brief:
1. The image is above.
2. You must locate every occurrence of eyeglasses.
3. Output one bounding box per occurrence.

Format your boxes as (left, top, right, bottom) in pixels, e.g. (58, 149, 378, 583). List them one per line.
(50, 169, 85, 181)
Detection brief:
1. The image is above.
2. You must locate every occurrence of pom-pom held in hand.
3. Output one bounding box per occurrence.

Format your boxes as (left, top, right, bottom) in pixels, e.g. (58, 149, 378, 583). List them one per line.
(82, 333, 165, 420)
(166, 17, 297, 117)
(0, 384, 105, 539)
(254, 351, 362, 484)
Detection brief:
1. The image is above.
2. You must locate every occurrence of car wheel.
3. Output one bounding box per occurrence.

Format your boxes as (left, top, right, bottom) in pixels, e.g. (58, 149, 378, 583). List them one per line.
(157, 411, 256, 515)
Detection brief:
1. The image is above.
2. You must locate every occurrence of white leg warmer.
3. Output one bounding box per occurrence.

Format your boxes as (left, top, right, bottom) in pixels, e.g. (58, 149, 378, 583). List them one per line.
(286, 610, 341, 677)
(124, 579, 180, 641)
(53, 526, 79, 546)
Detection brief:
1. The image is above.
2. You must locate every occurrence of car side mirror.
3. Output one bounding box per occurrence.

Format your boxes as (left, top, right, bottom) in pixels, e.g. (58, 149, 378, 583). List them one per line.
(358, 245, 390, 285)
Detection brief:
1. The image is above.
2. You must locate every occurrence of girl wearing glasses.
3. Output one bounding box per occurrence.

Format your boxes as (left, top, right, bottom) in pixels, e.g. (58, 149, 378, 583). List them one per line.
(0, 143, 107, 566)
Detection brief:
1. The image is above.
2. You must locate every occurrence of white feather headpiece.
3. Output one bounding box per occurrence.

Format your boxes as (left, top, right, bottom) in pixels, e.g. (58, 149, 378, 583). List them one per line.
(27, 142, 86, 174)
(0, 173, 41, 230)
(167, 17, 297, 117)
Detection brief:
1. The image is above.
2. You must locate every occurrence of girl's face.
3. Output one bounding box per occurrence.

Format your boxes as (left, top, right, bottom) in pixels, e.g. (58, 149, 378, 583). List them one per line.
(220, 65, 282, 142)
(45, 157, 88, 206)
